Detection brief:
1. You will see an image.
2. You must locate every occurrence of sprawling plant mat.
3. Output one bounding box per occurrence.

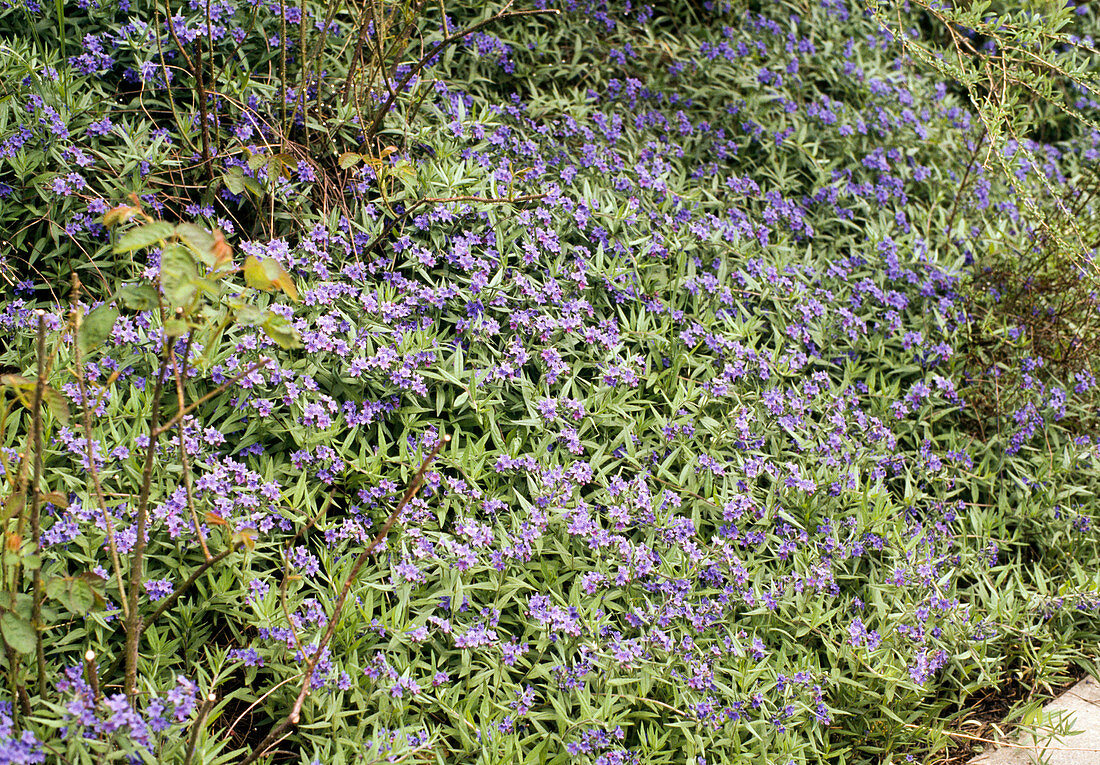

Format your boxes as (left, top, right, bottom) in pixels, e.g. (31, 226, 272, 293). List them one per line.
(0, 0, 1098, 762)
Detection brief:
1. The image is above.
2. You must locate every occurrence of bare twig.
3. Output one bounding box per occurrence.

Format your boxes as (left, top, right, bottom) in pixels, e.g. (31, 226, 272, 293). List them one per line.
(124, 332, 173, 700)
(183, 693, 217, 765)
(225, 673, 301, 741)
(279, 0, 288, 143)
(28, 312, 46, 698)
(901, 721, 1100, 753)
(83, 649, 100, 702)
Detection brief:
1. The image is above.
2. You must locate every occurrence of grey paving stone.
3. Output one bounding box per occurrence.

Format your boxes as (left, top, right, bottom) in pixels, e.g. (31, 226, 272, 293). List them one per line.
(968, 677, 1100, 765)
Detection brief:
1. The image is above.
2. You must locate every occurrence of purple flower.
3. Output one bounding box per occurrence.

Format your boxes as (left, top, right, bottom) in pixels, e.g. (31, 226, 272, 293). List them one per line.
(144, 579, 173, 601)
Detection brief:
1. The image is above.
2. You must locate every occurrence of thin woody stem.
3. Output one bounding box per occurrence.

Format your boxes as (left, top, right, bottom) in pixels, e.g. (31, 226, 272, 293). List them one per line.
(142, 543, 240, 635)
(124, 332, 173, 700)
(29, 312, 46, 698)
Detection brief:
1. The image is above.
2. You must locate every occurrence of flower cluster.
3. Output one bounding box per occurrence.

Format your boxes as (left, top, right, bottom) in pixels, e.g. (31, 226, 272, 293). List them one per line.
(55, 669, 199, 753)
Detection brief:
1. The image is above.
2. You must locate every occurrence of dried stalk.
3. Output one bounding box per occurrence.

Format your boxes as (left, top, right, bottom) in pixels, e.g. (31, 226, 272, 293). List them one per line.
(28, 312, 46, 698)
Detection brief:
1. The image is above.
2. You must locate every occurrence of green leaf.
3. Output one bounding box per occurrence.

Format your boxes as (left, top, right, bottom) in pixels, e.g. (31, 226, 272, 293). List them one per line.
(1, 492, 24, 524)
(160, 245, 198, 309)
(77, 572, 107, 610)
(9, 594, 31, 621)
(3, 375, 72, 424)
(243, 176, 264, 196)
(41, 385, 70, 425)
(114, 221, 176, 253)
(191, 277, 223, 301)
(264, 258, 299, 302)
(232, 527, 258, 551)
(338, 152, 362, 170)
(115, 284, 159, 311)
(261, 313, 301, 349)
(176, 223, 219, 269)
(243, 256, 298, 302)
(1, 612, 35, 654)
(66, 579, 95, 613)
(46, 576, 96, 615)
(102, 205, 141, 229)
(271, 153, 296, 179)
(41, 490, 68, 508)
(164, 318, 189, 337)
(242, 255, 271, 291)
(0, 374, 32, 395)
(222, 167, 247, 195)
(79, 305, 118, 355)
(232, 304, 266, 325)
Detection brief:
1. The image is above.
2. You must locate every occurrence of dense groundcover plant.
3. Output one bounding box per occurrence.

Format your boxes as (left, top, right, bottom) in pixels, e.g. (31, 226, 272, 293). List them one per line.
(1, 0, 1100, 762)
